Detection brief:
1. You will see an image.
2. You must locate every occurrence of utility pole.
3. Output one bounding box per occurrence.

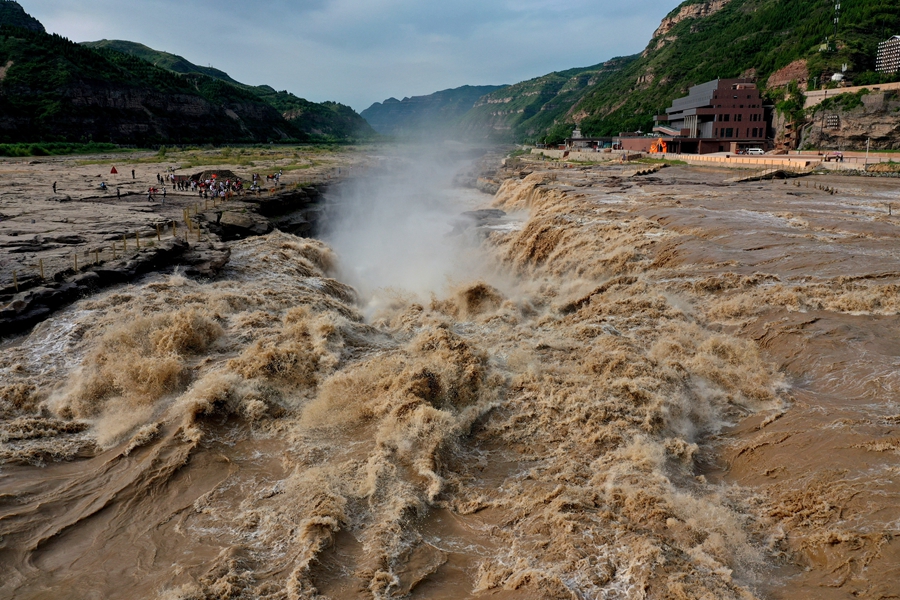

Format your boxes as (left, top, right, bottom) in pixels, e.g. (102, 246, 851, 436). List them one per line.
(833, 2, 841, 40)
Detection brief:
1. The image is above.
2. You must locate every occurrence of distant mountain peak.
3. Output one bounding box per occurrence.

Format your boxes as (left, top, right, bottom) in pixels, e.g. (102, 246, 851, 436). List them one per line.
(360, 85, 507, 136)
(0, 0, 45, 33)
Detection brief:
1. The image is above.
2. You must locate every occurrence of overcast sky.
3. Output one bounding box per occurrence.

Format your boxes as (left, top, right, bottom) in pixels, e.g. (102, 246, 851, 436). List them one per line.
(25, 0, 683, 112)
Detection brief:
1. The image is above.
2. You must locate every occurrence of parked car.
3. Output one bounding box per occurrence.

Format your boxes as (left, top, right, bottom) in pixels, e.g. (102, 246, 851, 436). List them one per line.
(747, 148, 765, 155)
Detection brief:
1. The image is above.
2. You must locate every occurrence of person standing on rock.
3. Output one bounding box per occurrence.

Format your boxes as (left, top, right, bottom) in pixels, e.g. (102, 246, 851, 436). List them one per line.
(132, 169, 135, 180)
(116, 188, 121, 200)
(162, 188, 166, 203)
(52, 182, 57, 194)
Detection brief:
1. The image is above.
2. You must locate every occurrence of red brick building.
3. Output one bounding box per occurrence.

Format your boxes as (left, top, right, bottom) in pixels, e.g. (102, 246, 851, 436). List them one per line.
(622, 78, 769, 154)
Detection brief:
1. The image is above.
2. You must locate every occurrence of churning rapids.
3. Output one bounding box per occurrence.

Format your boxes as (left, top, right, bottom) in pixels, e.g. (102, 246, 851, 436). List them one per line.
(2, 154, 899, 600)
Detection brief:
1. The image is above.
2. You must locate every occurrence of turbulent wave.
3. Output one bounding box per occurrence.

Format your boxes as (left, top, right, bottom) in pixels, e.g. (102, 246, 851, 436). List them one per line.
(9, 164, 877, 599)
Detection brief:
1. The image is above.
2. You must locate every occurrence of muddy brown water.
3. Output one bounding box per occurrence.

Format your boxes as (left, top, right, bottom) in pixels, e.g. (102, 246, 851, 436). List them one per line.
(2, 163, 899, 599)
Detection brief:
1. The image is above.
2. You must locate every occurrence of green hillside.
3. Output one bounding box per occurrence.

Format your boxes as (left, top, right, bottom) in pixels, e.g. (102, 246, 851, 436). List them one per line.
(82, 39, 376, 142)
(82, 39, 240, 84)
(455, 0, 900, 143)
(458, 58, 635, 142)
(574, 0, 900, 139)
(361, 85, 507, 136)
(0, 26, 304, 144)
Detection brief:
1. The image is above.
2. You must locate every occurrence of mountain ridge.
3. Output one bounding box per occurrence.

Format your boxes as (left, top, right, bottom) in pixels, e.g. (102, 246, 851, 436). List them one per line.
(361, 85, 507, 137)
(0, 3, 375, 144)
(370, 0, 900, 146)
(80, 39, 376, 142)
(0, 0, 42, 33)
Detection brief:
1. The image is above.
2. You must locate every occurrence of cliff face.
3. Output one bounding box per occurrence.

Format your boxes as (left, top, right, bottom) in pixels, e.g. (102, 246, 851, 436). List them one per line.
(766, 59, 810, 89)
(651, 0, 731, 39)
(802, 91, 900, 150)
(0, 81, 297, 144)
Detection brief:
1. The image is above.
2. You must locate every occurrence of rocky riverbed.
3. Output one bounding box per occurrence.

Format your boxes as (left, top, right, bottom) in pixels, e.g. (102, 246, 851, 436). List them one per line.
(0, 147, 380, 336)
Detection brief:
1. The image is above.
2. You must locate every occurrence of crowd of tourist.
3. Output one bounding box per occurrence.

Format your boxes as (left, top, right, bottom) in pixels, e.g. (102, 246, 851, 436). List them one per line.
(148, 169, 285, 201)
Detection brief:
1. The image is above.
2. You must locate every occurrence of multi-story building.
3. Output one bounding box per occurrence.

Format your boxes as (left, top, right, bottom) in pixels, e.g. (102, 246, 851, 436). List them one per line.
(641, 78, 767, 154)
(876, 36, 900, 74)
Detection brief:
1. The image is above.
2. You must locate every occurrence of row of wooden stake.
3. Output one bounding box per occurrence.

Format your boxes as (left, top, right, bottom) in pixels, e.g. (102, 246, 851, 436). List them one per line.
(8, 217, 206, 293)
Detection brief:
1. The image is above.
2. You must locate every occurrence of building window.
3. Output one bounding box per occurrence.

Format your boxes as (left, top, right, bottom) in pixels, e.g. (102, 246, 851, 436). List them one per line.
(736, 114, 742, 122)
(725, 128, 734, 138)
(722, 114, 730, 122)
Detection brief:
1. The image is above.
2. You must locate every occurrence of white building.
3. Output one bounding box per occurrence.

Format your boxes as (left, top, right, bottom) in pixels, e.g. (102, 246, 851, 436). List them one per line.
(876, 36, 900, 74)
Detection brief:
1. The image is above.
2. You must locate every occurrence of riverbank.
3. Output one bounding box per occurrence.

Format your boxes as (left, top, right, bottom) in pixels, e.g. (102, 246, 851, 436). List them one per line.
(0, 147, 378, 336)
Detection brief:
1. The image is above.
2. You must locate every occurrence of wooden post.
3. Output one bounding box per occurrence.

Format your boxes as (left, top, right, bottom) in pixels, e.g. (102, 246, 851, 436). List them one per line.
(123, 234, 128, 252)
(112, 241, 117, 259)
(135, 231, 140, 250)
(74, 252, 78, 272)
(13, 270, 18, 292)
(39, 258, 44, 280)
(94, 249, 99, 265)
(156, 223, 161, 241)
(205, 198, 209, 210)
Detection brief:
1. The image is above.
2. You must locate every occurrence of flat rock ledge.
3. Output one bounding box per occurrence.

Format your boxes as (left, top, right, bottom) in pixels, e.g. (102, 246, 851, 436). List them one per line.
(1, 238, 229, 338)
